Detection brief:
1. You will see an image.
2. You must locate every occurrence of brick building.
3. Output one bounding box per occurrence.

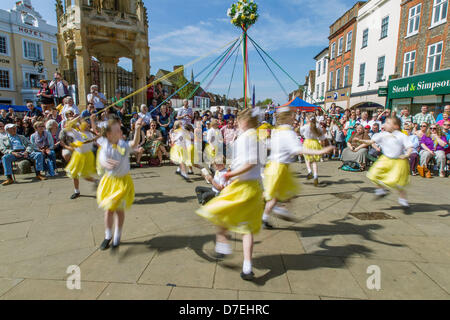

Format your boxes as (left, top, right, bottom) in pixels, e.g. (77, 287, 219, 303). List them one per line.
(387, 0, 450, 113)
(325, 1, 366, 110)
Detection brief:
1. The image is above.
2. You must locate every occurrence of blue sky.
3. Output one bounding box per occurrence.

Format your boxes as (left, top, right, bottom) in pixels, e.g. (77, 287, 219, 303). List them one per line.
(1, 0, 357, 104)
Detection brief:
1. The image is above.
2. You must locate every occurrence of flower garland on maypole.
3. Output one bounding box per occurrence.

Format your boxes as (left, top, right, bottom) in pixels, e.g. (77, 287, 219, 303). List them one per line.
(228, 0, 259, 108)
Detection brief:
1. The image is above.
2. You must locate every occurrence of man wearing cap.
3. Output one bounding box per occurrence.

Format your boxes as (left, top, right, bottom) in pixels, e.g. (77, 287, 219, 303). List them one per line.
(176, 99, 193, 126)
(0, 123, 47, 185)
(25, 102, 43, 121)
(0, 109, 13, 124)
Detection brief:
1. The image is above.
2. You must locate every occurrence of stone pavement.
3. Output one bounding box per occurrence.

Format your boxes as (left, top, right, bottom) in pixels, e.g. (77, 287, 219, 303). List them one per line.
(0, 161, 449, 300)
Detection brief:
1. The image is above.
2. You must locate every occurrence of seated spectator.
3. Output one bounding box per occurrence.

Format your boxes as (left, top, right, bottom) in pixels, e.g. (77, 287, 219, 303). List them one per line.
(30, 121, 56, 176)
(22, 119, 34, 138)
(0, 109, 13, 124)
(0, 122, 5, 138)
(14, 118, 24, 135)
(46, 120, 61, 161)
(1, 123, 47, 185)
(130, 121, 147, 168)
(414, 105, 435, 125)
(81, 103, 96, 122)
(60, 96, 80, 120)
(435, 105, 450, 122)
(37, 80, 55, 112)
(341, 124, 370, 170)
(139, 120, 168, 166)
(400, 107, 413, 128)
(437, 112, 448, 127)
(418, 124, 448, 178)
(138, 104, 152, 131)
(358, 112, 369, 127)
(6, 107, 16, 119)
(87, 85, 107, 112)
(195, 158, 229, 205)
(157, 104, 170, 141)
(150, 99, 161, 120)
(415, 122, 429, 139)
(404, 122, 420, 176)
(25, 102, 43, 122)
(369, 122, 381, 138)
(443, 120, 450, 167)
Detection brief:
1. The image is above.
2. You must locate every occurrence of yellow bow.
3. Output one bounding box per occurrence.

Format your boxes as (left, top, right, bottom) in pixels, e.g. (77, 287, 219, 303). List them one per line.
(112, 144, 126, 156)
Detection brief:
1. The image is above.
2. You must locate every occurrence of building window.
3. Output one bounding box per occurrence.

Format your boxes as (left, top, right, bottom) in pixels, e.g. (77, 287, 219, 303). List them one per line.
(323, 58, 327, 74)
(407, 4, 421, 36)
(362, 29, 368, 48)
(376, 56, 385, 82)
(431, 0, 448, 27)
(0, 34, 9, 56)
(336, 69, 341, 89)
(359, 63, 365, 86)
(23, 72, 44, 89)
(23, 40, 43, 60)
(321, 82, 324, 99)
(52, 47, 58, 65)
(0, 69, 11, 89)
(346, 31, 352, 52)
(343, 65, 349, 87)
(317, 61, 321, 76)
(338, 37, 343, 56)
(380, 16, 389, 39)
(403, 51, 416, 77)
(329, 71, 333, 90)
(427, 42, 443, 72)
(331, 43, 336, 59)
(316, 84, 320, 99)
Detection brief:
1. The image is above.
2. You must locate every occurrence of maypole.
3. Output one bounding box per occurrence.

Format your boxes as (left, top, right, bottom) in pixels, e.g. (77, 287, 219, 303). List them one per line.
(228, 0, 259, 109)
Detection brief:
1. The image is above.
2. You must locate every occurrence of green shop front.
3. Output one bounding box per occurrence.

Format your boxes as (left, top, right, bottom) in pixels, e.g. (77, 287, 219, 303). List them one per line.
(386, 68, 450, 115)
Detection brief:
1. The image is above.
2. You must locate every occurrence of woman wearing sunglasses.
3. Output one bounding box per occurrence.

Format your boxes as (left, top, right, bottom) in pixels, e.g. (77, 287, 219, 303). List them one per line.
(418, 124, 448, 178)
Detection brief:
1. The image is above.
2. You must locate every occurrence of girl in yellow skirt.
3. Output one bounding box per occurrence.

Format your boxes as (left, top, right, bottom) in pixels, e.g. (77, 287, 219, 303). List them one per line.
(184, 124, 203, 174)
(204, 119, 223, 165)
(354, 117, 413, 210)
(196, 109, 263, 281)
(96, 118, 144, 250)
(263, 108, 335, 228)
(65, 120, 98, 199)
(170, 121, 190, 181)
(300, 114, 327, 186)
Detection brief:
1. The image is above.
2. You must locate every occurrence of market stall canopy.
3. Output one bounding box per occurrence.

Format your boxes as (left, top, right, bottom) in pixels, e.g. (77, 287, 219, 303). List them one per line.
(277, 97, 320, 112)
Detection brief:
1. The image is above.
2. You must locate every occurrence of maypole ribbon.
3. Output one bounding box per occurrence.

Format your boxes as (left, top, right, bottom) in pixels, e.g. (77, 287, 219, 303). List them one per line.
(65, 36, 241, 130)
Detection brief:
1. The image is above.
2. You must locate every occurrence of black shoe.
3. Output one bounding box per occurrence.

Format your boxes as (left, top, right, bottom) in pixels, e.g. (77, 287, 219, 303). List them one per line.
(188, 171, 194, 175)
(314, 178, 319, 187)
(262, 221, 274, 229)
(307, 173, 313, 180)
(175, 170, 181, 175)
(111, 242, 120, 253)
(70, 192, 80, 199)
(240, 271, 255, 281)
(100, 238, 111, 250)
(214, 252, 226, 260)
(181, 175, 191, 183)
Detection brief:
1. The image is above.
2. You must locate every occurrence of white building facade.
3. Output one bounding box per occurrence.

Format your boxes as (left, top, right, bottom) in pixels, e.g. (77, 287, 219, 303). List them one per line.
(313, 47, 329, 106)
(0, 0, 57, 106)
(303, 70, 316, 104)
(350, 0, 401, 109)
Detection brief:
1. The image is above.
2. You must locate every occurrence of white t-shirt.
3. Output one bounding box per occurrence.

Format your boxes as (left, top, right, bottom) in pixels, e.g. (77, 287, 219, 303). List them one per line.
(207, 128, 222, 145)
(50, 80, 67, 98)
(231, 128, 261, 181)
(172, 129, 188, 148)
(269, 125, 303, 163)
(358, 119, 369, 127)
(371, 130, 412, 159)
(87, 92, 107, 110)
(368, 120, 382, 128)
(138, 112, 152, 125)
(61, 104, 80, 120)
(68, 130, 94, 154)
(98, 138, 132, 177)
(300, 124, 326, 140)
(212, 169, 229, 194)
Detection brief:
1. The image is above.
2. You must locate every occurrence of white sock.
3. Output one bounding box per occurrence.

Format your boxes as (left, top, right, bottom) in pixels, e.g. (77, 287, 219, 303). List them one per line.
(215, 242, 232, 255)
(313, 173, 318, 179)
(242, 260, 252, 274)
(398, 198, 409, 207)
(113, 228, 122, 246)
(181, 172, 189, 179)
(262, 213, 270, 222)
(105, 228, 112, 240)
(74, 189, 80, 194)
(375, 188, 387, 196)
(307, 169, 312, 174)
(176, 167, 180, 173)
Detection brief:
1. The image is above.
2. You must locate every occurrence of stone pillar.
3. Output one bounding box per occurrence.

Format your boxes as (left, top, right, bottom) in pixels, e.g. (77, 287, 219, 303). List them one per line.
(74, 49, 90, 108)
(133, 55, 147, 108)
(100, 57, 119, 103)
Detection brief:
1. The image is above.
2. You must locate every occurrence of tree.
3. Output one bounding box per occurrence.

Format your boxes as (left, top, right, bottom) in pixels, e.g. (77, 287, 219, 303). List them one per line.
(256, 98, 273, 106)
(173, 75, 198, 99)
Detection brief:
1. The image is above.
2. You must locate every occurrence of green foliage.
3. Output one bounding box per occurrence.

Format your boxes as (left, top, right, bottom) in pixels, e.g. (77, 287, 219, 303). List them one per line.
(173, 74, 198, 99)
(227, 0, 259, 29)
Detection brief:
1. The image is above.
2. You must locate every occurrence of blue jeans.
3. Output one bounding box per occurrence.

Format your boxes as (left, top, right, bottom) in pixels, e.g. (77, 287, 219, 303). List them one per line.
(43, 150, 56, 176)
(2, 151, 44, 176)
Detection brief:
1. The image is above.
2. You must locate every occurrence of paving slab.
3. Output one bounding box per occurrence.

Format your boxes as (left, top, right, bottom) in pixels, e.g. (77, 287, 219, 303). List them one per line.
(414, 262, 450, 295)
(169, 287, 238, 300)
(0, 278, 23, 297)
(238, 290, 319, 300)
(98, 283, 172, 300)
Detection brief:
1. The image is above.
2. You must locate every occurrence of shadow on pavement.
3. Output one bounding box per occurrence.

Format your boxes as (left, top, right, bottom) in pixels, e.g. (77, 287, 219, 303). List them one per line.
(134, 192, 196, 205)
(384, 203, 450, 215)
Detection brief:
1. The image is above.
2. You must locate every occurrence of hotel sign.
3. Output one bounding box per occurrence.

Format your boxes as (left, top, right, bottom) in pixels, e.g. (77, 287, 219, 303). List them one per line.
(388, 69, 450, 99)
(14, 25, 44, 40)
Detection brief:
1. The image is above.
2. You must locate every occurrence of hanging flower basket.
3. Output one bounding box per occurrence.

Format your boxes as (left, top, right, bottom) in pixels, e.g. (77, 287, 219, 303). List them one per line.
(227, 0, 259, 30)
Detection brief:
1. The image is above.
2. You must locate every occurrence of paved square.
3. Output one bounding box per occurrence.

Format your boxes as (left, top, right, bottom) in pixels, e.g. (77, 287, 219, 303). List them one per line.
(0, 162, 449, 300)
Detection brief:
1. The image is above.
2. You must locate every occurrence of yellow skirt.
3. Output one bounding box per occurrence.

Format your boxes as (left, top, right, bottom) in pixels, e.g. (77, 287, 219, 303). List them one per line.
(170, 144, 185, 165)
(184, 144, 195, 167)
(204, 143, 216, 163)
(97, 174, 135, 211)
(196, 180, 264, 234)
(65, 151, 96, 179)
(96, 147, 104, 176)
(303, 139, 322, 162)
(367, 155, 410, 189)
(263, 162, 299, 201)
